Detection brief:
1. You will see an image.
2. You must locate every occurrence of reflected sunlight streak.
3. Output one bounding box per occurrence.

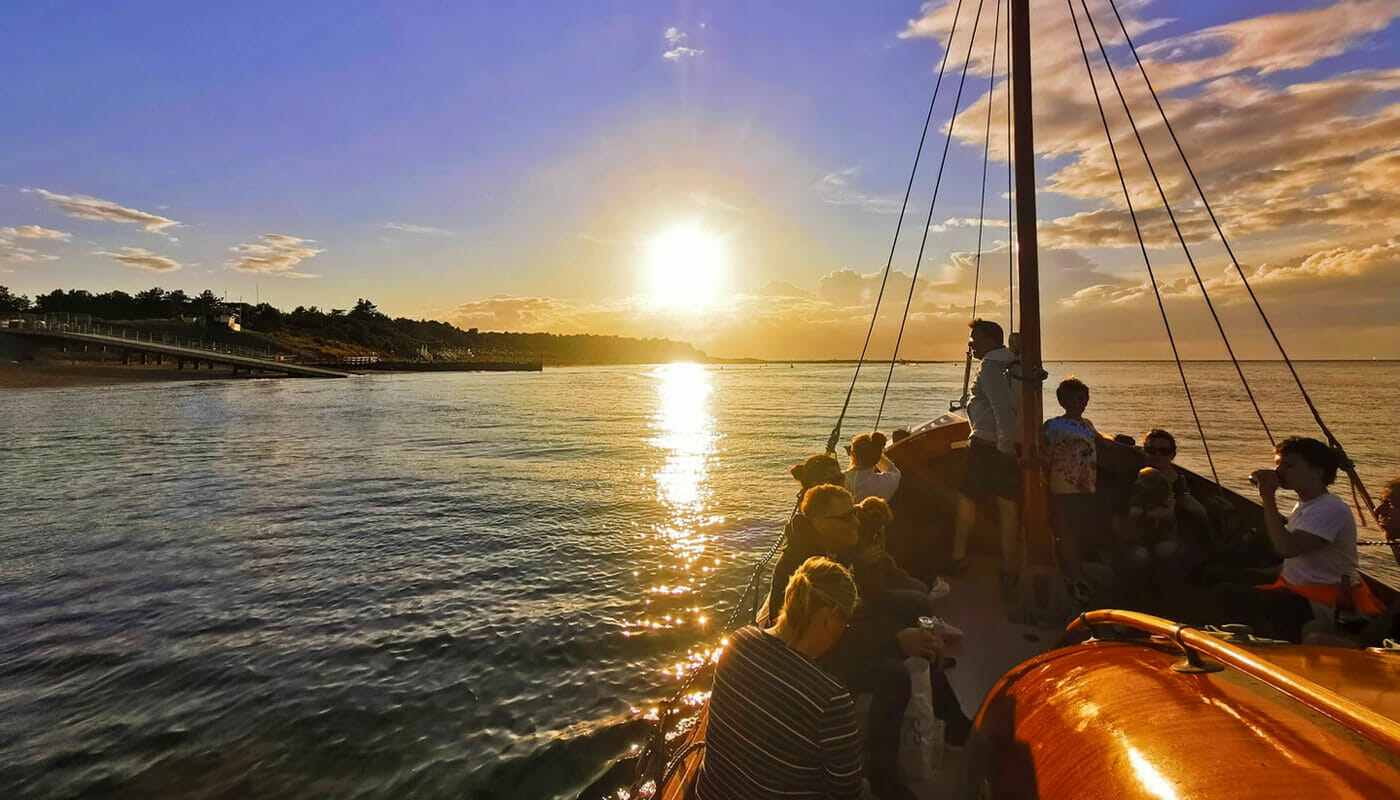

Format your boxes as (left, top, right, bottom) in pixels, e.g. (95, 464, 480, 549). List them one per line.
(621, 363, 722, 662)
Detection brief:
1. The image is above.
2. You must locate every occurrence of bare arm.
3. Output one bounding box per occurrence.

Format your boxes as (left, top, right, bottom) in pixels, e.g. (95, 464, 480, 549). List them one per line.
(1252, 472, 1331, 558)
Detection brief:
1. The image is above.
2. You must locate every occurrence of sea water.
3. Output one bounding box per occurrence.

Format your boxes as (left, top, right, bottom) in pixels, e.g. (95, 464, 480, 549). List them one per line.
(1, 362, 1397, 798)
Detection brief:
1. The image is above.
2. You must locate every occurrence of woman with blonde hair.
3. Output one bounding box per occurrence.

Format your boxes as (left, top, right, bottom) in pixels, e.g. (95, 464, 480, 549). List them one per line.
(694, 556, 863, 800)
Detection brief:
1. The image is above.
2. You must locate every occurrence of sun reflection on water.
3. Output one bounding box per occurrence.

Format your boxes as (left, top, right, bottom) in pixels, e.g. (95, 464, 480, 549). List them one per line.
(620, 363, 723, 677)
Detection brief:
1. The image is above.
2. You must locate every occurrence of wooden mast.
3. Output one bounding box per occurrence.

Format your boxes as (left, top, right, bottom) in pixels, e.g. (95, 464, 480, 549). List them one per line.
(1009, 0, 1061, 611)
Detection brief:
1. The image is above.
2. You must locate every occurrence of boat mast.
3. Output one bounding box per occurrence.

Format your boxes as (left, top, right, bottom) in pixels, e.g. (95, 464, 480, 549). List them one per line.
(1009, 0, 1056, 568)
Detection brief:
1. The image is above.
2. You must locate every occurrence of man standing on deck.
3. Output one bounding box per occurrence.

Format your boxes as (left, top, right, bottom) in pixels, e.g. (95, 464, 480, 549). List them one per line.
(951, 319, 1022, 584)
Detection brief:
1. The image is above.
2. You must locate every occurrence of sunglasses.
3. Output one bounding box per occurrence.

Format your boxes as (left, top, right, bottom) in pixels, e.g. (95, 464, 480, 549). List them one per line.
(1144, 446, 1175, 456)
(822, 510, 857, 523)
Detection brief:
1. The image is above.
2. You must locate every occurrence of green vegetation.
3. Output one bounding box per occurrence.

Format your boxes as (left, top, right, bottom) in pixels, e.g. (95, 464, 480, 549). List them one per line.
(1, 286, 707, 365)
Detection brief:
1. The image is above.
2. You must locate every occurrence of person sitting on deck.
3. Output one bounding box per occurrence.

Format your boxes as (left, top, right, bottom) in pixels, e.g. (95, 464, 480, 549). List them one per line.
(1219, 437, 1385, 641)
(694, 556, 863, 800)
(1355, 479, 1400, 646)
(1043, 377, 1104, 589)
(768, 486, 971, 798)
(854, 497, 963, 644)
(845, 431, 901, 503)
(952, 319, 1022, 582)
(790, 453, 845, 497)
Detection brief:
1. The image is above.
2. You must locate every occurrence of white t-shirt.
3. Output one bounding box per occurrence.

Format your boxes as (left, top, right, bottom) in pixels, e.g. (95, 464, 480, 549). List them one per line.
(845, 465, 901, 503)
(1280, 492, 1358, 586)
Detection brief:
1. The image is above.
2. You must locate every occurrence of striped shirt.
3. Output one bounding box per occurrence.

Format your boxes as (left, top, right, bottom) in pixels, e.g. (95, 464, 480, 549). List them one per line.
(694, 626, 862, 800)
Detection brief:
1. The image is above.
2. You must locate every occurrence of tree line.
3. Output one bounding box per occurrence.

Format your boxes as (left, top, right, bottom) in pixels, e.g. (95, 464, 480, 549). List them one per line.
(0, 285, 708, 364)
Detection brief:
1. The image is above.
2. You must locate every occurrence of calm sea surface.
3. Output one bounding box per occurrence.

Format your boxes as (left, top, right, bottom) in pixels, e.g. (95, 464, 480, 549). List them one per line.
(2, 362, 1398, 799)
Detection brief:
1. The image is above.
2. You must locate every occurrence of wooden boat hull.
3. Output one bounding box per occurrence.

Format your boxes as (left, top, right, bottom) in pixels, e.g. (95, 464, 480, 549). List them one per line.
(970, 636, 1400, 799)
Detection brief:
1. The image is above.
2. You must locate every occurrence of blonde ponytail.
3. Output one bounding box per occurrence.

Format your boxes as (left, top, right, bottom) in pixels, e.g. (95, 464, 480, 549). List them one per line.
(778, 556, 859, 635)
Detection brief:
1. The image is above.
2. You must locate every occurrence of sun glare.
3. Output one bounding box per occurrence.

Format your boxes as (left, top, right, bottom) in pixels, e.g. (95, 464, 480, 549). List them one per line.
(646, 224, 726, 311)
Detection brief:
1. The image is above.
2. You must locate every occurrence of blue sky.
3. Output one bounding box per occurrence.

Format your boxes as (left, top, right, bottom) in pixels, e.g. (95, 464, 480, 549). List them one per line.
(3, 0, 1398, 358)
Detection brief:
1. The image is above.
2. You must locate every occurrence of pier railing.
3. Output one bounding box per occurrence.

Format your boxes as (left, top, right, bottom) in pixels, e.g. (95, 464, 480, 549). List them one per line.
(3, 313, 276, 360)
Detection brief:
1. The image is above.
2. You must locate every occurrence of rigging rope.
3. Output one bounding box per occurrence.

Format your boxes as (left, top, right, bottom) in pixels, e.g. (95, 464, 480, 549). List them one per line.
(1076, 0, 1276, 449)
(971, 0, 1004, 320)
(826, 0, 970, 456)
(956, 0, 1005, 411)
(875, 0, 989, 432)
(1064, 0, 1220, 485)
(1101, 0, 1376, 518)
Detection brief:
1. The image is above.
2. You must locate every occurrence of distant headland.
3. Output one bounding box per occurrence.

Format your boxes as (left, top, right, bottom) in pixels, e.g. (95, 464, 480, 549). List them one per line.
(0, 285, 708, 387)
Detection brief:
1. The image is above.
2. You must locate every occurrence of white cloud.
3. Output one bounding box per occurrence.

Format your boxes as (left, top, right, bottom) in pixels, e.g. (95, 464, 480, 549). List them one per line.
(663, 26, 703, 60)
(814, 168, 903, 214)
(378, 222, 458, 237)
(25, 188, 179, 233)
(0, 225, 70, 241)
(97, 246, 182, 272)
(229, 234, 323, 277)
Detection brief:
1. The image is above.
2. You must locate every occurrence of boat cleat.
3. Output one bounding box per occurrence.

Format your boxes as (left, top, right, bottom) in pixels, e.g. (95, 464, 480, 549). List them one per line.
(1203, 623, 1288, 647)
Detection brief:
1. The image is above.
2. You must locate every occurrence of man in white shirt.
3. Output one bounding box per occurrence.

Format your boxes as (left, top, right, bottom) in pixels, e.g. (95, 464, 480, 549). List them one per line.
(951, 319, 1022, 581)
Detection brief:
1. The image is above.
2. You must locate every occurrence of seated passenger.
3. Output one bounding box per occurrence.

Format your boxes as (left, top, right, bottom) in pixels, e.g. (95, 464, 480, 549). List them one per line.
(791, 453, 845, 496)
(769, 486, 971, 797)
(695, 557, 862, 800)
(1141, 429, 1208, 526)
(854, 497, 963, 645)
(1357, 480, 1400, 646)
(845, 431, 901, 502)
(1221, 437, 1385, 640)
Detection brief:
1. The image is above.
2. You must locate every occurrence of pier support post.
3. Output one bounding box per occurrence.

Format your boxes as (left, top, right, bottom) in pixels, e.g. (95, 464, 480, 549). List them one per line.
(156, 353, 163, 365)
(205, 360, 213, 370)
(177, 358, 185, 370)
(140, 353, 148, 366)
(122, 351, 130, 365)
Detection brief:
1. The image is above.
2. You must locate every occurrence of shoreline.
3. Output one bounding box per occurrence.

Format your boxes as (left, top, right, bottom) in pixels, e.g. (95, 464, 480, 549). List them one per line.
(0, 361, 280, 390)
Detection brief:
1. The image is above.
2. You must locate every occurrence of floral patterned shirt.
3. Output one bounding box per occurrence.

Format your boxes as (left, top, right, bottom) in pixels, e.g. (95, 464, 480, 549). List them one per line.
(1044, 415, 1098, 494)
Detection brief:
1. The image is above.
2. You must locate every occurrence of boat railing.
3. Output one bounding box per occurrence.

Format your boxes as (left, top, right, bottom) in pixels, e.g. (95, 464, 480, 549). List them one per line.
(1069, 609, 1400, 754)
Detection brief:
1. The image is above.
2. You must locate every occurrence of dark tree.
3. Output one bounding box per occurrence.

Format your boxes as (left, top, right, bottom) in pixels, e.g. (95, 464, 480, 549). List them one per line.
(0, 286, 30, 312)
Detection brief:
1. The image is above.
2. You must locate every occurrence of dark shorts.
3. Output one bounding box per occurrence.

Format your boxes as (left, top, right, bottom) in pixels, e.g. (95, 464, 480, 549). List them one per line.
(964, 436, 1018, 500)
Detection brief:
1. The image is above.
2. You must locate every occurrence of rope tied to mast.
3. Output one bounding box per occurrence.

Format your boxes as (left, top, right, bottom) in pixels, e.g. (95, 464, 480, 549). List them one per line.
(1100, 0, 1377, 521)
(826, 0, 971, 455)
(875, 0, 990, 432)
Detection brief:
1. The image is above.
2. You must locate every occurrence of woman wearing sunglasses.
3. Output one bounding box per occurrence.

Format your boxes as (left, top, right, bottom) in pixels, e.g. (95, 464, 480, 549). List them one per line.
(1141, 429, 1208, 522)
(765, 485, 971, 799)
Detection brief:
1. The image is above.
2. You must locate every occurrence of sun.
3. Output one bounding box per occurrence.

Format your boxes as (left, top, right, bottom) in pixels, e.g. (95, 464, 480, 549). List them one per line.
(645, 224, 726, 311)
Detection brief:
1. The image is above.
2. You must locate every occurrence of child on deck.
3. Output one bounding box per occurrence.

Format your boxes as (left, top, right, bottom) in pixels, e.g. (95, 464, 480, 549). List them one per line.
(1043, 377, 1103, 589)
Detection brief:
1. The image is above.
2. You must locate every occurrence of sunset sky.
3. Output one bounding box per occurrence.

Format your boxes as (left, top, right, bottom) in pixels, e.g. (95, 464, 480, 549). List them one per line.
(2, 0, 1397, 360)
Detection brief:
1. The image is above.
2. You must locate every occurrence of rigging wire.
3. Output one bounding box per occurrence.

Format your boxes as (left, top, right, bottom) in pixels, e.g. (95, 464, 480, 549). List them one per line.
(956, 0, 1004, 411)
(1064, 0, 1220, 485)
(971, 0, 1005, 319)
(1076, 0, 1276, 448)
(1101, 0, 1375, 516)
(875, 0, 989, 432)
(826, 0, 970, 455)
